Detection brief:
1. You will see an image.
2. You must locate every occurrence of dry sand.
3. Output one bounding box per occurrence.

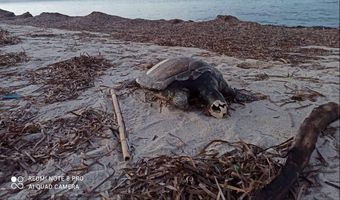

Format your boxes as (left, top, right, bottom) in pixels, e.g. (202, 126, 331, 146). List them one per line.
(0, 23, 339, 199)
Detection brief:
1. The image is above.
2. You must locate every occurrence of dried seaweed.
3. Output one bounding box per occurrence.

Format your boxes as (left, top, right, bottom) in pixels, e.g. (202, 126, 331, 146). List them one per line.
(270, 84, 326, 107)
(9, 12, 339, 63)
(0, 52, 28, 67)
(112, 140, 289, 200)
(0, 29, 20, 46)
(0, 85, 25, 95)
(0, 107, 117, 190)
(284, 84, 325, 102)
(29, 54, 113, 103)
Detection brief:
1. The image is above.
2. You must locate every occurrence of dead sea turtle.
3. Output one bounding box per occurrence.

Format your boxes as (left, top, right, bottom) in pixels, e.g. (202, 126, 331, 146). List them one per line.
(136, 57, 243, 118)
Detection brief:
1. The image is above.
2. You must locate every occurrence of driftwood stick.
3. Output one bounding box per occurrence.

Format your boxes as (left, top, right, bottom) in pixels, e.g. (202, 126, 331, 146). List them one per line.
(254, 102, 340, 200)
(110, 89, 131, 161)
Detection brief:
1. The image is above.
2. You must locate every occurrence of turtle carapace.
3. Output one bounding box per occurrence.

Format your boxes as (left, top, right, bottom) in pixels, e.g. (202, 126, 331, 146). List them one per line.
(136, 57, 237, 118)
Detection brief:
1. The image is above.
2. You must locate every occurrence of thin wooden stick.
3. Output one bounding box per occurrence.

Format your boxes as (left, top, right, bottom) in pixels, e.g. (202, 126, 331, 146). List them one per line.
(110, 89, 131, 161)
(214, 176, 226, 200)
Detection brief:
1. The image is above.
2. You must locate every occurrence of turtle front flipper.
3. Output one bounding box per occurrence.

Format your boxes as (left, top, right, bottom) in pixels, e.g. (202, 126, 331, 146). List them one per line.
(219, 79, 264, 103)
(162, 83, 190, 110)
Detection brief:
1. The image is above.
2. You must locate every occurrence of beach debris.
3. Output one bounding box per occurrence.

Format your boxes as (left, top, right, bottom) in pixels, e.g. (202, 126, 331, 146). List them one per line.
(6, 11, 338, 63)
(244, 73, 270, 81)
(0, 29, 20, 46)
(136, 57, 263, 118)
(111, 103, 339, 200)
(29, 54, 113, 103)
(0, 85, 28, 97)
(272, 84, 325, 107)
(284, 84, 325, 102)
(28, 33, 57, 38)
(289, 89, 324, 102)
(0, 52, 28, 67)
(112, 140, 287, 200)
(254, 102, 340, 200)
(110, 89, 130, 161)
(0, 92, 22, 100)
(0, 107, 117, 198)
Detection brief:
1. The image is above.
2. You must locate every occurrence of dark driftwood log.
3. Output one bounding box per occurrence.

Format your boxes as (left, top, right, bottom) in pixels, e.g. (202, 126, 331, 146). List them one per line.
(254, 102, 340, 200)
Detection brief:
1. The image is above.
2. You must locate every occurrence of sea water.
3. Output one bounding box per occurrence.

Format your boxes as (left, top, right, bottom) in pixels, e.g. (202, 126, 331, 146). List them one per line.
(0, 0, 339, 27)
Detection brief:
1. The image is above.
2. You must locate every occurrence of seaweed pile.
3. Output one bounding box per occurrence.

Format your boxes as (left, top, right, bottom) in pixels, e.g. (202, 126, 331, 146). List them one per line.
(0, 29, 26, 67)
(0, 107, 117, 197)
(5, 11, 339, 63)
(0, 52, 28, 67)
(113, 140, 291, 200)
(29, 54, 113, 103)
(0, 29, 20, 46)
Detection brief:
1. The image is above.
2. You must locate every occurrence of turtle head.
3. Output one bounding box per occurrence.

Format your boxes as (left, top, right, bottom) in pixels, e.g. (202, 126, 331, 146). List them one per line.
(208, 99, 228, 118)
(202, 89, 228, 118)
(195, 73, 228, 118)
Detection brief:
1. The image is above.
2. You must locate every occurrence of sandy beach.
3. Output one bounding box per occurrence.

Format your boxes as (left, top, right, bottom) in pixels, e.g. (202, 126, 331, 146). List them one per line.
(0, 9, 339, 199)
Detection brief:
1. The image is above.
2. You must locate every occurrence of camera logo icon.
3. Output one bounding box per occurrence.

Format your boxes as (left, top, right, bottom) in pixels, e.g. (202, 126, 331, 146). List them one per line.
(10, 176, 24, 189)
